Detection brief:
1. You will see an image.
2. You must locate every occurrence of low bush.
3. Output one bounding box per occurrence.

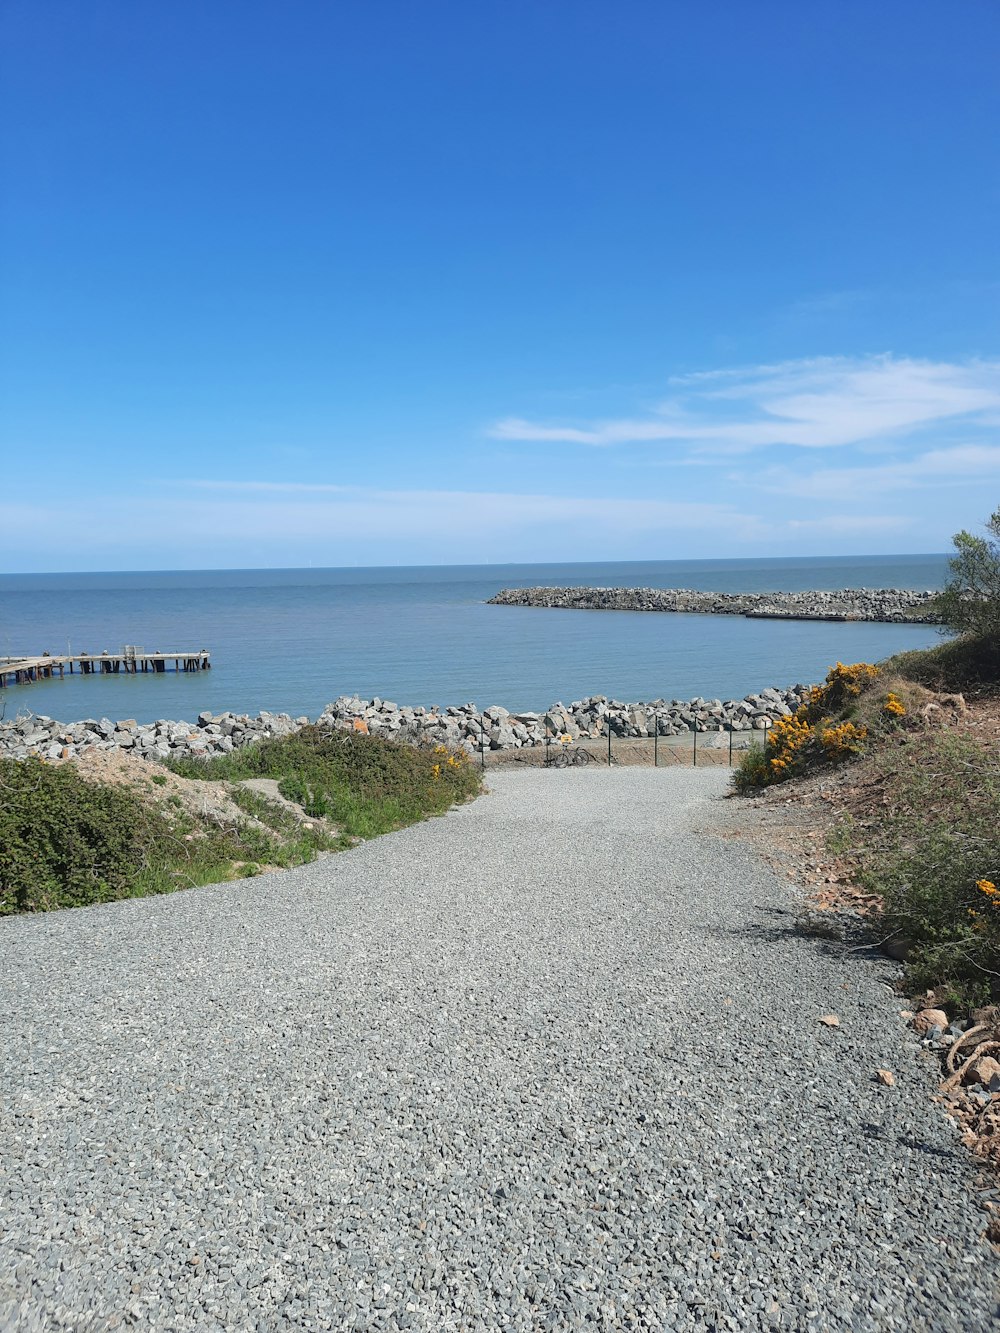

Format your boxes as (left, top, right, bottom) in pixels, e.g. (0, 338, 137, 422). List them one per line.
(887, 634, 1000, 695)
(2, 725, 482, 911)
(0, 758, 170, 912)
(856, 731, 1000, 1005)
(0, 758, 327, 913)
(731, 570, 1000, 1003)
(3, 728, 480, 915)
(1, 725, 482, 911)
(168, 725, 481, 839)
(732, 661, 909, 791)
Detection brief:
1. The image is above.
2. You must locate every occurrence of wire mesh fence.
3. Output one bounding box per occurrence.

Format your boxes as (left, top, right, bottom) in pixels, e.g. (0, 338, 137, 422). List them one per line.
(479, 717, 762, 770)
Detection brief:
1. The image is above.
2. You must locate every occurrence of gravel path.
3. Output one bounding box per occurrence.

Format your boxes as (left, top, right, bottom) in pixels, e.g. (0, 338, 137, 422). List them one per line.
(2, 768, 998, 1332)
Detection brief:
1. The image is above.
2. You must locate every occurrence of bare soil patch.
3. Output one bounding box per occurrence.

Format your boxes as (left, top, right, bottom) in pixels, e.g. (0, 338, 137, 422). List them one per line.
(72, 749, 256, 828)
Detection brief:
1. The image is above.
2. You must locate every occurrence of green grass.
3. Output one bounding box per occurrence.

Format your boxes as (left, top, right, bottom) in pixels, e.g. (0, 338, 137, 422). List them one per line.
(2, 728, 482, 915)
(167, 724, 482, 840)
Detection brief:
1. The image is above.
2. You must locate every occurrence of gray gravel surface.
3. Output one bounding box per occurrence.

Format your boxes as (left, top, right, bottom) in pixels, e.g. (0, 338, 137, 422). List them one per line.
(2, 768, 998, 1332)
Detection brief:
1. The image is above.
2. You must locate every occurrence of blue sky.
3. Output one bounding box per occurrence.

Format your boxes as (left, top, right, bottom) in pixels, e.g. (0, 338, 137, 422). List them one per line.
(2, 1, 998, 571)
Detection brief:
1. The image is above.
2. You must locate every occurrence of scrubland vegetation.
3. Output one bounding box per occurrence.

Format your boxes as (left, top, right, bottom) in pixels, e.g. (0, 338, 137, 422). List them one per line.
(0, 728, 481, 915)
(735, 507, 1000, 1005)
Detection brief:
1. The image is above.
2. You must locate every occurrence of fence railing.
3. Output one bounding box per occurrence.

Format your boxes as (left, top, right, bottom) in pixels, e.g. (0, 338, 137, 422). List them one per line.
(479, 715, 768, 770)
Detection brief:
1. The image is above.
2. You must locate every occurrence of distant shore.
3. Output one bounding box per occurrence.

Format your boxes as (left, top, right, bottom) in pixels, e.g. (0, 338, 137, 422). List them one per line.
(487, 586, 940, 623)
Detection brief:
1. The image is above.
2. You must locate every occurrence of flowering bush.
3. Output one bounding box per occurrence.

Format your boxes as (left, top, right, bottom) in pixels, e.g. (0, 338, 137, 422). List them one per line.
(969, 880, 1000, 936)
(735, 661, 883, 790)
(821, 661, 881, 709)
(819, 720, 868, 759)
(765, 709, 813, 779)
(883, 691, 906, 719)
(430, 742, 470, 779)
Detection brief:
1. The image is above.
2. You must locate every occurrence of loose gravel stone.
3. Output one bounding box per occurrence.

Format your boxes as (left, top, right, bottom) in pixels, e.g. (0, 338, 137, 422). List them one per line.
(1, 768, 998, 1330)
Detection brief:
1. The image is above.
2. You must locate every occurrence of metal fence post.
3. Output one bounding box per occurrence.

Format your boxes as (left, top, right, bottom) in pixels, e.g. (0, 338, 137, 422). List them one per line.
(653, 713, 658, 768)
(728, 725, 733, 767)
(481, 716, 487, 770)
(607, 716, 612, 766)
(692, 725, 698, 767)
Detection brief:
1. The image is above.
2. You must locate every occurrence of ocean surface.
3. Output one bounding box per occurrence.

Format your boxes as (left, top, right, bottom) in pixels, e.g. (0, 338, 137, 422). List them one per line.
(0, 555, 949, 724)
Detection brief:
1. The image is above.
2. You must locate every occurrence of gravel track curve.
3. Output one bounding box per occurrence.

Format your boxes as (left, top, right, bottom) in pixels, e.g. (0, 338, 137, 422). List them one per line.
(2, 768, 998, 1332)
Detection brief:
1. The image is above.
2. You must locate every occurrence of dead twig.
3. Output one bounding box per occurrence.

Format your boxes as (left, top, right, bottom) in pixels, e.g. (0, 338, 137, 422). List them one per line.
(946, 1024, 992, 1074)
(942, 1040, 1000, 1093)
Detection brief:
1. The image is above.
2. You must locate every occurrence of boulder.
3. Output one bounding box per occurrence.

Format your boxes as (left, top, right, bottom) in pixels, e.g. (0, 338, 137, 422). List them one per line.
(971, 1056, 1000, 1087)
(912, 1008, 949, 1035)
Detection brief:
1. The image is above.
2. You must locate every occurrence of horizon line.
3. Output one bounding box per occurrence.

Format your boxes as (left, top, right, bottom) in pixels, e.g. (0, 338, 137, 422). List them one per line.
(0, 551, 952, 579)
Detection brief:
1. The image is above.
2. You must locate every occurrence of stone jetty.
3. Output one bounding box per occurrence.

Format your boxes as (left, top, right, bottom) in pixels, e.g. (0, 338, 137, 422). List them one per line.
(0, 710, 304, 764)
(0, 684, 814, 763)
(487, 586, 940, 622)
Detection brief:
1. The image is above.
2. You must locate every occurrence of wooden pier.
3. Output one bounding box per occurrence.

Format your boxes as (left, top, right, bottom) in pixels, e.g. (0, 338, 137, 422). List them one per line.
(0, 647, 211, 689)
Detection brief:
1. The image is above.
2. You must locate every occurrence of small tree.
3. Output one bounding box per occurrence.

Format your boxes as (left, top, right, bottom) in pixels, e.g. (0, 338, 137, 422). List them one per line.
(936, 506, 1000, 639)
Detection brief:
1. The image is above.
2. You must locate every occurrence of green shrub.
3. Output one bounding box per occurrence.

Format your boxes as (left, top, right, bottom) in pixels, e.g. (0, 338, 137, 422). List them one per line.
(0, 758, 172, 913)
(0, 755, 343, 916)
(732, 741, 770, 793)
(732, 662, 908, 791)
(887, 634, 1000, 694)
(935, 505, 1000, 641)
(168, 725, 482, 839)
(4, 729, 483, 916)
(856, 731, 1000, 1005)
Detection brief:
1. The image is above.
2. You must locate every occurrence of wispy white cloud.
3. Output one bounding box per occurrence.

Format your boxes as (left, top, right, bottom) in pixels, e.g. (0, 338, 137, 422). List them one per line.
(731, 444, 1000, 502)
(780, 289, 874, 319)
(184, 480, 351, 494)
(0, 485, 769, 560)
(784, 515, 910, 537)
(0, 481, 926, 570)
(489, 355, 1000, 452)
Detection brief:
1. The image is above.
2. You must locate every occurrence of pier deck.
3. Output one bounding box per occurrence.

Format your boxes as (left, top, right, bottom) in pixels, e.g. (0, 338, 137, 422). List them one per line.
(0, 649, 211, 688)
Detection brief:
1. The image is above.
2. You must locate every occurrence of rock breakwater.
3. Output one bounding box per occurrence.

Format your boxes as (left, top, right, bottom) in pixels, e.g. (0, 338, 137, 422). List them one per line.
(0, 684, 815, 762)
(488, 586, 940, 622)
(0, 709, 304, 764)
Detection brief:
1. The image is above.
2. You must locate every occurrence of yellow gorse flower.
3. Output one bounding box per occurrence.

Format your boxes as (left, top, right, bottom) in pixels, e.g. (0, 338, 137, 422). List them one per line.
(766, 706, 814, 774)
(430, 745, 469, 780)
(976, 878, 999, 903)
(824, 661, 881, 700)
(819, 720, 868, 758)
(744, 662, 882, 787)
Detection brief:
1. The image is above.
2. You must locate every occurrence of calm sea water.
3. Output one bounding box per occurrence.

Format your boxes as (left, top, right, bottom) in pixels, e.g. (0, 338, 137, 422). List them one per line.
(0, 556, 948, 724)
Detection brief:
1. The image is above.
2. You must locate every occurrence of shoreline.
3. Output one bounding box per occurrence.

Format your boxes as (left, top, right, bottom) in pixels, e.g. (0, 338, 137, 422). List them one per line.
(488, 585, 940, 622)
